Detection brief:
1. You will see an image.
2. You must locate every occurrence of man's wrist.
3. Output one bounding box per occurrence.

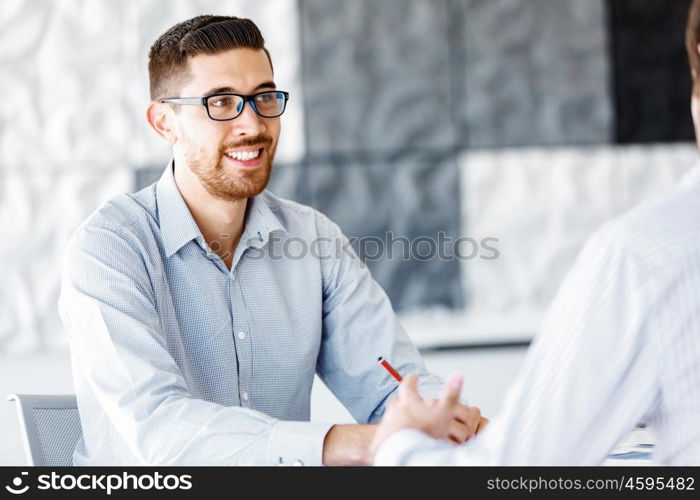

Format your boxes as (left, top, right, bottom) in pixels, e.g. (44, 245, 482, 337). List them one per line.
(322, 424, 377, 466)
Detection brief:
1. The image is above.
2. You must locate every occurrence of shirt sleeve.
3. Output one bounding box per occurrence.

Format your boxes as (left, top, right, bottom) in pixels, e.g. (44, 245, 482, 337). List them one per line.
(374, 221, 661, 465)
(59, 223, 332, 465)
(313, 214, 445, 424)
(374, 429, 459, 466)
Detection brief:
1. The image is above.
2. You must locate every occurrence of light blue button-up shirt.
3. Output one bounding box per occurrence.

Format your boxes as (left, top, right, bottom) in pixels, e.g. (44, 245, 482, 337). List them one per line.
(58, 162, 444, 465)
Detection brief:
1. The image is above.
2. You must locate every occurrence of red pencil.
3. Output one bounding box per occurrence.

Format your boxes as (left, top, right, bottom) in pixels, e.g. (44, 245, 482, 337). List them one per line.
(378, 357, 403, 382)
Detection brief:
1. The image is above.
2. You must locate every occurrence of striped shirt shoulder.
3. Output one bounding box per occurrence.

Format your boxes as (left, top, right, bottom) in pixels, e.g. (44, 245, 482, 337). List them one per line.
(67, 185, 160, 255)
(609, 172, 700, 271)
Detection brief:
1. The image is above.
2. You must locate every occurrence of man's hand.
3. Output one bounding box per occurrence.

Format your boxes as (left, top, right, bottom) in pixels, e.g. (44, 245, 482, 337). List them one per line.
(370, 373, 489, 457)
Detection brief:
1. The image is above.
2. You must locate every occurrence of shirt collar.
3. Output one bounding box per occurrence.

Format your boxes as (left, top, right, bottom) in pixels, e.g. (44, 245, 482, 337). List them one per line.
(156, 160, 288, 258)
(156, 160, 205, 258)
(239, 188, 288, 250)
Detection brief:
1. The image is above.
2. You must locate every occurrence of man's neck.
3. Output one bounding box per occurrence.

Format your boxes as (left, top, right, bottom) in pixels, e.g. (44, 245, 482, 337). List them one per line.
(173, 162, 247, 270)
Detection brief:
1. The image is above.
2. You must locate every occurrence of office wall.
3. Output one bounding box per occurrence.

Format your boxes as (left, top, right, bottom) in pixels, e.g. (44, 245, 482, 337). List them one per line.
(1, 0, 696, 356)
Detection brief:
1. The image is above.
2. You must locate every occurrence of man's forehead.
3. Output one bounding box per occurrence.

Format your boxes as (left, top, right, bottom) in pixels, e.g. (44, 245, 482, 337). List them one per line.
(182, 48, 273, 94)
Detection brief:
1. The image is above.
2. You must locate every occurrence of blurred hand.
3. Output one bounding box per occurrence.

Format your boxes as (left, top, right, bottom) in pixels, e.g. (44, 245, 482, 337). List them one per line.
(370, 373, 489, 458)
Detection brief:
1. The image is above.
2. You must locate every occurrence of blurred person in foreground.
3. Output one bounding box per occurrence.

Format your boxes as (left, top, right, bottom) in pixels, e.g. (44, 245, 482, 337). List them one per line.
(58, 15, 485, 466)
(371, 2, 700, 466)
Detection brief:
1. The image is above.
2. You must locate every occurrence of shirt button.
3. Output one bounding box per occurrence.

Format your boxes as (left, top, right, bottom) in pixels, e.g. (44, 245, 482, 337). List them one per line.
(231, 274, 236, 280)
(242, 392, 249, 401)
(238, 331, 246, 340)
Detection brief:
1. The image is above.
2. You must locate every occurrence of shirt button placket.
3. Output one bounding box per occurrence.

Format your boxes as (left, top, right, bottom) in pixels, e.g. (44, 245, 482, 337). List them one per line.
(230, 268, 252, 409)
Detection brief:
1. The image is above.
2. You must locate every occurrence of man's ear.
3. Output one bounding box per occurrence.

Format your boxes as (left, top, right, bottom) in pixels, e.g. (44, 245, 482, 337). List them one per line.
(146, 101, 178, 145)
(691, 93, 700, 151)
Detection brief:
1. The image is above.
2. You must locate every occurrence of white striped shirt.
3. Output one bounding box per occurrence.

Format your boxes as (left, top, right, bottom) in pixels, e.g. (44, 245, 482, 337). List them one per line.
(376, 164, 700, 466)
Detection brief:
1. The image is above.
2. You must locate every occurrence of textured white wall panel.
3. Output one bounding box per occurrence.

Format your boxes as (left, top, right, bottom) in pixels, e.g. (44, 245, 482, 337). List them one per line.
(3, 1, 698, 355)
(461, 144, 699, 315)
(0, 169, 132, 354)
(0, 0, 304, 173)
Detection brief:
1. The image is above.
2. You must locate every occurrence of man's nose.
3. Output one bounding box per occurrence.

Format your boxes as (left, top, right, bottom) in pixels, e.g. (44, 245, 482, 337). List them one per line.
(231, 100, 266, 136)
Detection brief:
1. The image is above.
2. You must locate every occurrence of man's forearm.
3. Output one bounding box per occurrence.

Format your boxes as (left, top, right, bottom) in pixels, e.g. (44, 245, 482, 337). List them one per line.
(322, 424, 376, 466)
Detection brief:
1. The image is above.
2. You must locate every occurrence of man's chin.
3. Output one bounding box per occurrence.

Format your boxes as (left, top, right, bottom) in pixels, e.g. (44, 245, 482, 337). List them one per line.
(203, 162, 272, 201)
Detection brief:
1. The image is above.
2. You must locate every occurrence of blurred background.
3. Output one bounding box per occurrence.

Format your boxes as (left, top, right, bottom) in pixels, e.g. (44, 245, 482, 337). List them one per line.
(1, 0, 696, 464)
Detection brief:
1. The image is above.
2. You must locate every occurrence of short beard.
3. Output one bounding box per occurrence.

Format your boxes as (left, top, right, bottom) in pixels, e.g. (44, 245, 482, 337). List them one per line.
(183, 135, 275, 201)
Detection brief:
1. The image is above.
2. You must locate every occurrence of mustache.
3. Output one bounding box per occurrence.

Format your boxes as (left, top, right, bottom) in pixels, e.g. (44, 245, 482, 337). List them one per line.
(220, 135, 273, 152)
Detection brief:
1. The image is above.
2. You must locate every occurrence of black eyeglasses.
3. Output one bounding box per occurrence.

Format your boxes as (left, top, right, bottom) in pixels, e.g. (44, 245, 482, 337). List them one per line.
(160, 90, 289, 121)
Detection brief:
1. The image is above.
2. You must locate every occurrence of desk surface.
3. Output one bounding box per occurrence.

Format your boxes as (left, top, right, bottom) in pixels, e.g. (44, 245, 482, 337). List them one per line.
(604, 427, 655, 466)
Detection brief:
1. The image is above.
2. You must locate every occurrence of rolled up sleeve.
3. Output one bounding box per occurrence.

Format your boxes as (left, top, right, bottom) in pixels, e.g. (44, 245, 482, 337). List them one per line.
(314, 215, 444, 424)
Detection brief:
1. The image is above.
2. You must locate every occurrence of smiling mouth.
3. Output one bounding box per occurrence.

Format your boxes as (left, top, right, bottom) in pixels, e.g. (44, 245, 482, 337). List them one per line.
(225, 147, 263, 161)
(223, 147, 265, 166)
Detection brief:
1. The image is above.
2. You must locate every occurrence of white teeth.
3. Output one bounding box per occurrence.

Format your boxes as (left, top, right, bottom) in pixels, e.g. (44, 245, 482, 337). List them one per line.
(226, 149, 261, 161)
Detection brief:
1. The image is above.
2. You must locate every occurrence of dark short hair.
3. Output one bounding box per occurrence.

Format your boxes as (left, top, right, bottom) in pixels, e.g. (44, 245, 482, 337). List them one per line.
(148, 15, 273, 100)
(687, 0, 700, 94)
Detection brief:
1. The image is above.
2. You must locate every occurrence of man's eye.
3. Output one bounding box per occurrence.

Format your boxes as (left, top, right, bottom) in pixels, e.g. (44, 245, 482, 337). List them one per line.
(211, 97, 233, 107)
(257, 93, 274, 103)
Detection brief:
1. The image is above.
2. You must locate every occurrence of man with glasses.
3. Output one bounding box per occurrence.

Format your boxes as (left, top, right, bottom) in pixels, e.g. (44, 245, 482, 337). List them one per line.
(58, 15, 485, 466)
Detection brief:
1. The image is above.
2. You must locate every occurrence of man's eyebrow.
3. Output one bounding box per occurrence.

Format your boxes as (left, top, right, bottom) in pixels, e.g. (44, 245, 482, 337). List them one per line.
(253, 81, 277, 91)
(203, 82, 277, 95)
